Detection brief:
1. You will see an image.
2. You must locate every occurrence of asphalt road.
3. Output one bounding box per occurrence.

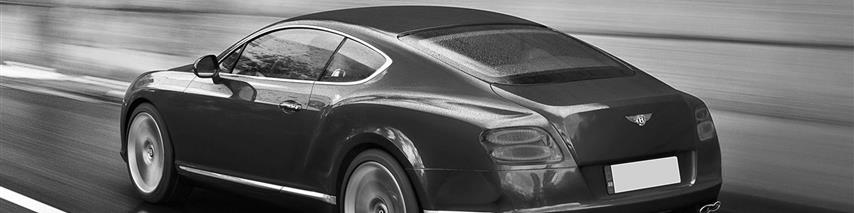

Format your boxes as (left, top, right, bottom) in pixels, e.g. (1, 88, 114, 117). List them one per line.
(0, 84, 851, 213)
(0, 87, 301, 212)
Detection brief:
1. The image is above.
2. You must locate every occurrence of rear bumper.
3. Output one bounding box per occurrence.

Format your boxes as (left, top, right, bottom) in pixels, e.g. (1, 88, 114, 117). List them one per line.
(410, 168, 721, 212)
(413, 127, 722, 213)
(413, 167, 720, 213)
(411, 139, 722, 213)
(510, 181, 721, 213)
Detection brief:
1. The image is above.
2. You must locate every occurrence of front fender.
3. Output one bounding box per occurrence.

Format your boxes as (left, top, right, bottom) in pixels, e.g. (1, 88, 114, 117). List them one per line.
(119, 70, 195, 161)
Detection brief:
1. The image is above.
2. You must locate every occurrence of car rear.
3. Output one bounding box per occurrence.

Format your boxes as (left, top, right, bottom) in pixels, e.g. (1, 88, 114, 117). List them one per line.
(404, 25, 722, 212)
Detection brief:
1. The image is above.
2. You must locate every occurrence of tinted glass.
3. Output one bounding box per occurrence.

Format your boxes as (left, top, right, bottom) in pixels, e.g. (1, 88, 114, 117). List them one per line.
(402, 25, 634, 84)
(233, 29, 343, 80)
(320, 39, 386, 82)
(219, 44, 244, 73)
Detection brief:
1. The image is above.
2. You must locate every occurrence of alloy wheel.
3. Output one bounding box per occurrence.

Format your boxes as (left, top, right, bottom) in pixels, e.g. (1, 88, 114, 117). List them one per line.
(344, 161, 406, 213)
(127, 112, 166, 193)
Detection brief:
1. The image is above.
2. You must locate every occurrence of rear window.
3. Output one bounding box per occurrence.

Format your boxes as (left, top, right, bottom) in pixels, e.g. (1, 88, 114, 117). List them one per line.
(401, 25, 634, 84)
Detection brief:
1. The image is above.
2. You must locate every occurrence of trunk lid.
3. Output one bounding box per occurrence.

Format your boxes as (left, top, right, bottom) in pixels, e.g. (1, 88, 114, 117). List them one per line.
(491, 74, 697, 165)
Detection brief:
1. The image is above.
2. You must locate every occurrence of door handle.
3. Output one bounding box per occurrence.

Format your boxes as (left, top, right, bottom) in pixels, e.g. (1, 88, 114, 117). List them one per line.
(278, 100, 303, 114)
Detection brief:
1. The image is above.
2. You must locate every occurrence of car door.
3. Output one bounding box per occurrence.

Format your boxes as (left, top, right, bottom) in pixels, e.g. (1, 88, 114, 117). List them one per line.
(179, 28, 344, 185)
(299, 38, 392, 186)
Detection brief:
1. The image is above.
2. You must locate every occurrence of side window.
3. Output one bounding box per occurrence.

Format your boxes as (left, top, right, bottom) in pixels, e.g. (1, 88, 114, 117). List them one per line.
(320, 39, 386, 82)
(232, 29, 343, 80)
(219, 44, 244, 73)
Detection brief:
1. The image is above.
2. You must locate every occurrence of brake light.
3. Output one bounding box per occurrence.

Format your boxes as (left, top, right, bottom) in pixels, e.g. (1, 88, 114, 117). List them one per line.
(481, 127, 562, 164)
(695, 108, 716, 141)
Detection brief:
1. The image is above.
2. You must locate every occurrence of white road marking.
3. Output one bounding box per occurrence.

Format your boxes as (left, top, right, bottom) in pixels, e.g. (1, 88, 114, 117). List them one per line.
(3, 61, 56, 72)
(1, 61, 129, 90)
(0, 185, 66, 213)
(0, 61, 129, 102)
(68, 77, 128, 91)
(105, 90, 126, 99)
(0, 84, 105, 104)
(0, 64, 65, 80)
(80, 76, 130, 89)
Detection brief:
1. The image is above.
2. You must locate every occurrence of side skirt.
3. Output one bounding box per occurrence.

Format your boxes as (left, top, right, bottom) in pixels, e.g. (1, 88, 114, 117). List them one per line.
(177, 165, 337, 205)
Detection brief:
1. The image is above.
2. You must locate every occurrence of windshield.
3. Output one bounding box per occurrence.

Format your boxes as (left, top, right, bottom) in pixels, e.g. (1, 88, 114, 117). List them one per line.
(401, 25, 635, 84)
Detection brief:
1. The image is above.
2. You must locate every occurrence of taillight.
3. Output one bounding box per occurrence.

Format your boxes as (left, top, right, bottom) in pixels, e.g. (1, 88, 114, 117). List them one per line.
(481, 127, 562, 164)
(695, 107, 716, 141)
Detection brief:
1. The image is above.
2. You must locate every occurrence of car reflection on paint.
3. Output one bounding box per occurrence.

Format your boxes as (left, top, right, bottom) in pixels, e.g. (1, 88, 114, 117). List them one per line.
(120, 6, 722, 213)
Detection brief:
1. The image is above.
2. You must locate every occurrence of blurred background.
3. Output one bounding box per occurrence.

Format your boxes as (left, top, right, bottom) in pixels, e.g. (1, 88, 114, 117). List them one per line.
(1, 0, 852, 212)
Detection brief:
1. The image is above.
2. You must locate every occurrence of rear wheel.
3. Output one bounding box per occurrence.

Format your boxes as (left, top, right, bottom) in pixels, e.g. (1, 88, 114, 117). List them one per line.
(341, 149, 419, 213)
(126, 103, 191, 203)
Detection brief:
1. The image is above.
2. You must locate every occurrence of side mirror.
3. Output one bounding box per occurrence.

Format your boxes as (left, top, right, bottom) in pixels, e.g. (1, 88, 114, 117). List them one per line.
(193, 55, 219, 78)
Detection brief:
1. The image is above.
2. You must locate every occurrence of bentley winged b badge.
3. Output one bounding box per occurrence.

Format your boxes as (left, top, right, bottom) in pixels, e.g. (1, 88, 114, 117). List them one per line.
(626, 113, 653, 126)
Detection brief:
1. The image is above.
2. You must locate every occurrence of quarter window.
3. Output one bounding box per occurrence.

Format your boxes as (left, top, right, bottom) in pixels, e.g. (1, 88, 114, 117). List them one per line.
(232, 29, 343, 81)
(320, 39, 386, 82)
(219, 44, 243, 73)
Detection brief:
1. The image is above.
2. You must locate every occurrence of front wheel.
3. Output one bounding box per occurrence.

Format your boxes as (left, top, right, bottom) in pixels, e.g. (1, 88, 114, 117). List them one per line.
(341, 149, 420, 213)
(126, 103, 191, 203)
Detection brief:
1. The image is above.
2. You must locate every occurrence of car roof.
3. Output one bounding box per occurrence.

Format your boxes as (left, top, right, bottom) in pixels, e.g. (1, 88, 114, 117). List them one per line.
(284, 6, 544, 35)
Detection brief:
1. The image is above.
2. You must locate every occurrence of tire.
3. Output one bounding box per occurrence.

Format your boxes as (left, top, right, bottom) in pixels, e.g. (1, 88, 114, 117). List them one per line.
(126, 103, 191, 203)
(340, 149, 420, 213)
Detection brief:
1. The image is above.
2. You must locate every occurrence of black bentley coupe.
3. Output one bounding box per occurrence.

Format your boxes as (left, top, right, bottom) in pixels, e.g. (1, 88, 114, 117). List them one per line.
(120, 6, 722, 213)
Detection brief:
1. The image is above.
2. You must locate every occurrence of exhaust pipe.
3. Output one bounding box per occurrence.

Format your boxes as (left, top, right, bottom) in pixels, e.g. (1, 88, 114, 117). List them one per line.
(698, 201, 721, 213)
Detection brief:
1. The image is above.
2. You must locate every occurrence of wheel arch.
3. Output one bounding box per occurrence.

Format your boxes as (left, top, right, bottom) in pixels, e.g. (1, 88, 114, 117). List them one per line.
(332, 131, 425, 209)
(311, 99, 527, 207)
(121, 97, 154, 162)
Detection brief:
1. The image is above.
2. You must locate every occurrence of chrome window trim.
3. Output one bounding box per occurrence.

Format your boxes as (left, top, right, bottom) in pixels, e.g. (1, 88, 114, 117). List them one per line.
(178, 165, 337, 205)
(219, 72, 315, 84)
(217, 24, 393, 86)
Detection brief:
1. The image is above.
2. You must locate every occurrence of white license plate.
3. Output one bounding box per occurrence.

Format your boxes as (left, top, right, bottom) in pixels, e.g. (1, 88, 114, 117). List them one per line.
(605, 156, 681, 194)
